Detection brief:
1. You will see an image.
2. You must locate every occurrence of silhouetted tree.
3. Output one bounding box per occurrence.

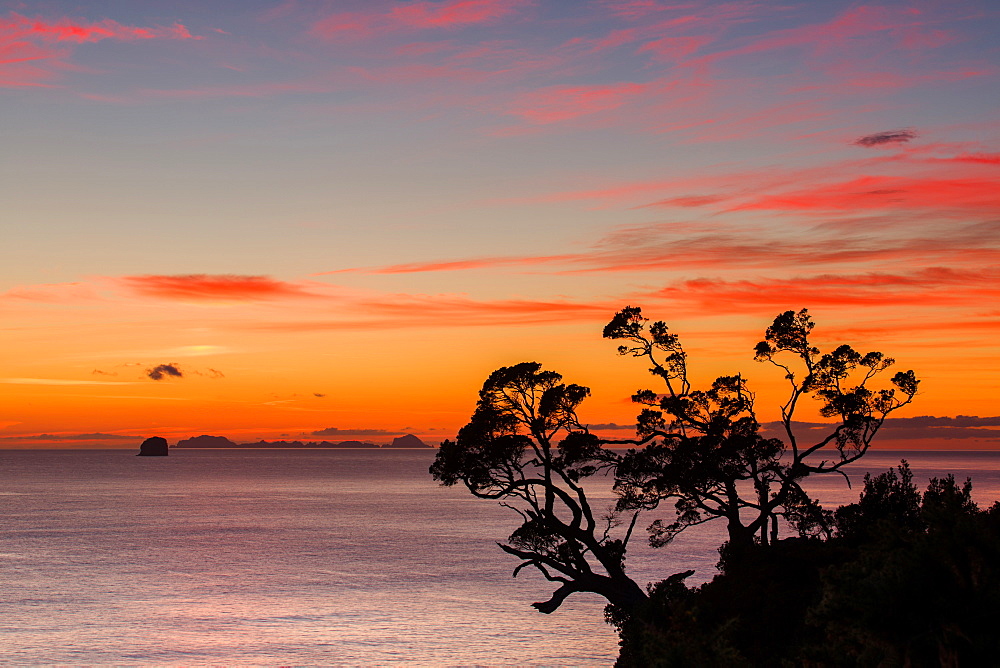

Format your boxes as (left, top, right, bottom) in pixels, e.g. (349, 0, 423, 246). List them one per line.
(603, 307, 919, 557)
(430, 362, 646, 614)
(430, 308, 919, 622)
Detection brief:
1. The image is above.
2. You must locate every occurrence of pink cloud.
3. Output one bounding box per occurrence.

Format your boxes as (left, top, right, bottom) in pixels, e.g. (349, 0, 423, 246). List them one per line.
(660, 4, 983, 112)
(529, 138, 1000, 211)
(0, 12, 195, 44)
(390, 0, 528, 29)
(653, 99, 836, 142)
(0, 40, 65, 87)
(794, 67, 990, 94)
(0, 11, 196, 87)
(312, 0, 529, 40)
(638, 34, 710, 60)
(601, 2, 714, 21)
(697, 5, 956, 64)
(506, 81, 651, 124)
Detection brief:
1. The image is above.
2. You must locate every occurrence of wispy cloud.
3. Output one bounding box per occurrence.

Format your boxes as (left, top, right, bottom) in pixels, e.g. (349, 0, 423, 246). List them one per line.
(0, 432, 135, 441)
(693, 5, 958, 65)
(0, 11, 196, 87)
(327, 217, 1000, 278)
(505, 81, 651, 124)
(0, 378, 138, 386)
(522, 138, 1000, 216)
(310, 0, 530, 40)
(1, 281, 102, 303)
(732, 175, 1000, 214)
(0, 12, 194, 43)
(316, 255, 571, 275)
(255, 293, 616, 331)
(647, 267, 1000, 310)
(120, 274, 319, 302)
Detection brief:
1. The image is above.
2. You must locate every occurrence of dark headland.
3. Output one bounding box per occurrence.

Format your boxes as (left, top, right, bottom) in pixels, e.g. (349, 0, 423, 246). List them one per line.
(171, 434, 432, 449)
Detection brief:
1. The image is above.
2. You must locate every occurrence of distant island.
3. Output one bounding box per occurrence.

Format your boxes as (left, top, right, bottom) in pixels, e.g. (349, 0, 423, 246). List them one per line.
(137, 436, 169, 456)
(172, 434, 432, 449)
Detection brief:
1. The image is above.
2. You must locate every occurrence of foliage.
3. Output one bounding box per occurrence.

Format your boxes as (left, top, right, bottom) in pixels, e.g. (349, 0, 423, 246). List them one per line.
(604, 307, 919, 555)
(430, 362, 646, 613)
(429, 307, 1000, 666)
(430, 307, 935, 661)
(614, 465, 1000, 667)
(810, 471, 1000, 667)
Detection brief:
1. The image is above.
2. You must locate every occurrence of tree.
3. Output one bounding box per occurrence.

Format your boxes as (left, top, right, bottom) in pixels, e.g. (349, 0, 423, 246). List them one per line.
(430, 308, 918, 617)
(604, 307, 919, 556)
(808, 470, 1000, 667)
(429, 362, 646, 614)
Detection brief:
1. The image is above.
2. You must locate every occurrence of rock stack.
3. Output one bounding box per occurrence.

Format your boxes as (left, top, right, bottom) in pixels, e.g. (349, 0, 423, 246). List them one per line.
(137, 436, 169, 456)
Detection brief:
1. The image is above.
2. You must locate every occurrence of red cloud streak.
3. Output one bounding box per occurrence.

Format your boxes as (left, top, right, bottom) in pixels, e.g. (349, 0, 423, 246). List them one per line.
(121, 275, 316, 302)
(255, 294, 614, 331)
(733, 176, 1000, 213)
(650, 267, 1000, 310)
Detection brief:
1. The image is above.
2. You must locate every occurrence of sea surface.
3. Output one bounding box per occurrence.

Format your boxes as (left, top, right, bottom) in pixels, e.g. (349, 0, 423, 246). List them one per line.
(2, 448, 999, 666)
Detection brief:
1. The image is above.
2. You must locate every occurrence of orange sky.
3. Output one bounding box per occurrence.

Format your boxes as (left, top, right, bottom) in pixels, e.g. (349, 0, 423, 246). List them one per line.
(2, 1, 998, 448)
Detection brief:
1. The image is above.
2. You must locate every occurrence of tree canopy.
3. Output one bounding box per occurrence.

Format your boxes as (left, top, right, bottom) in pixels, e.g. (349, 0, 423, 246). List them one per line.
(431, 307, 926, 641)
(430, 361, 643, 613)
(604, 307, 919, 555)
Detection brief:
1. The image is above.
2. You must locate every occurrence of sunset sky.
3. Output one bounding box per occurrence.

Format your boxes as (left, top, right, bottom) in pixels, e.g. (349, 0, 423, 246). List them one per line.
(2, 0, 998, 448)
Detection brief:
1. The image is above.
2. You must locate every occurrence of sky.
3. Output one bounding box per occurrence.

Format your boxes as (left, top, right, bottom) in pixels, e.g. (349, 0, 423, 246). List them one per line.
(2, 0, 999, 448)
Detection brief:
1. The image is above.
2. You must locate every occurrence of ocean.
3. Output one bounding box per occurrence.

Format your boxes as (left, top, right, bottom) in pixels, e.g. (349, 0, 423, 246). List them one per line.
(2, 448, 999, 666)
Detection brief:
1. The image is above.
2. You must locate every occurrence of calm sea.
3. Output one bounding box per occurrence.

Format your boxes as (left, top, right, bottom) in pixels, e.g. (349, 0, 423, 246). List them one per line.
(2, 449, 999, 666)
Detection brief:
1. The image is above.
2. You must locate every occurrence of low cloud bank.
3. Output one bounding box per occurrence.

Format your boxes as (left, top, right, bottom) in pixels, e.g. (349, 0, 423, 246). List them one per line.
(0, 432, 134, 441)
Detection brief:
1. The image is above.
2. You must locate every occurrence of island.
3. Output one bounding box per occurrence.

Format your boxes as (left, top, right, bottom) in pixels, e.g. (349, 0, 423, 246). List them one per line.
(172, 434, 431, 448)
(136, 436, 169, 456)
(385, 434, 428, 448)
